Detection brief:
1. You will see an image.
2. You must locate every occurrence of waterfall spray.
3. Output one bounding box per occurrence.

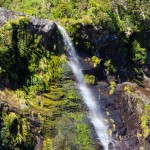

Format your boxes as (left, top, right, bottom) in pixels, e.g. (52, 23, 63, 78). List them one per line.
(58, 25, 110, 150)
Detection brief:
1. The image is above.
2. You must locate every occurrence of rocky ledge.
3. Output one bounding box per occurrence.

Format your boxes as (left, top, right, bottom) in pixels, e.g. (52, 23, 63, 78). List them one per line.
(90, 81, 150, 150)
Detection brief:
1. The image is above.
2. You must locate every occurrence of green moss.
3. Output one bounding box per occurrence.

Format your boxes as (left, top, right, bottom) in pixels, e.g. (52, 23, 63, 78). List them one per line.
(42, 87, 65, 100)
(0, 68, 90, 149)
(5, 76, 95, 149)
(69, 113, 95, 150)
(42, 98, 57, 107)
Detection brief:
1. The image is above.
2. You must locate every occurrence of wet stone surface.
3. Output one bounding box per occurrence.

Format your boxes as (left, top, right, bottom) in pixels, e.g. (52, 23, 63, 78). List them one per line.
(89, 81, 150, 150)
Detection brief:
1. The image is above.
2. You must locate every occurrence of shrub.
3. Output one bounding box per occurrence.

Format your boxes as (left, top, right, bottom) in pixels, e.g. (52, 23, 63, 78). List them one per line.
(91, 56, 100, 67)
(104, 60, 116, 74)
(131, 40, 146, 65)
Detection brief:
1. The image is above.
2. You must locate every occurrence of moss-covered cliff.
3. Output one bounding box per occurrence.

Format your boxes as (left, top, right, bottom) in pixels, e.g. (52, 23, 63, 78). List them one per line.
(0, 17, 97, 149)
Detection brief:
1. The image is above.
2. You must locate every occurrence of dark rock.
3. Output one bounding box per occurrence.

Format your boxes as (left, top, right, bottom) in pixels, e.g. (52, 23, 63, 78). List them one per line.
(146, 135, 150, 143)
(83, 68, 96, 76)
(125, 136, 140, 150)
(96, 60, 107, 81)
(27, 17, 58, 52)
(0, 7, 60, 53)
(28, 16, 56, 34)
(94, 34, 118, 58)
(91, 81, 150, 149)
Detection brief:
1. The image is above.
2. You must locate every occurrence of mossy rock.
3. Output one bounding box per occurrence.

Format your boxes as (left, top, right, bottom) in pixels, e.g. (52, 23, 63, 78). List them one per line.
(42, 122, 58, 138)
(42, 93, 64, 100)
(42, 87, 65, 101)
(61, 104, 80, 113)
(43, 138, 53, 150)
(67, 98, 81, 103)
(42, 98, 58, 107)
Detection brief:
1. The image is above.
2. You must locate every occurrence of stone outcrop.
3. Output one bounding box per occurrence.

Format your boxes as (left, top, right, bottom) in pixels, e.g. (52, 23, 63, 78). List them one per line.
(0, 7, 60, 53)
(0, 7, 19, 26)
(93, 81, 150, 149)
(27, 17, 59, 52)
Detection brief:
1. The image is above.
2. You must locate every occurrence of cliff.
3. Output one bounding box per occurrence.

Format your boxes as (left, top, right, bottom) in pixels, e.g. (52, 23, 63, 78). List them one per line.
(0, 6, 149, 150)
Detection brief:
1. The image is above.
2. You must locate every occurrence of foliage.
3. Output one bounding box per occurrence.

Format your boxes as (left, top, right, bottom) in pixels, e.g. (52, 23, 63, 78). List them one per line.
(131, 40, 146, 65)
(140, 105, 150, 138)
(124, 85, 131, 94)
(0, 111, 36, 150)
(54, 113, 95, 150)
(104, 60, 116, 74)
(0, 17, 34, 87)
(85, 75, 95, 85)
(0, 17, 67, 89)
(0, 15, 96, 149)
(109, 81, 116, 95)
(92, 56, 100, 67)
(0, 0, 149, 149)
(1, 1, 148, 80)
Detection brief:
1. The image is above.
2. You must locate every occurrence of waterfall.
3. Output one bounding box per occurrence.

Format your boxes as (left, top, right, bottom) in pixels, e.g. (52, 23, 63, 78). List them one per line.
(58, 25, 110, 150)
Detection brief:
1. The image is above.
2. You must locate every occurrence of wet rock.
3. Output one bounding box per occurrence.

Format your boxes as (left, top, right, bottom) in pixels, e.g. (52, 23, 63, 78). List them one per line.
(92, 81, 150, 149)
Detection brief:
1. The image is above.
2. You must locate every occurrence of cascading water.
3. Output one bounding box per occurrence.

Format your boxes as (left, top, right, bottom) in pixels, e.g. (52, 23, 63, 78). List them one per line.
(58, 25, 110, 150)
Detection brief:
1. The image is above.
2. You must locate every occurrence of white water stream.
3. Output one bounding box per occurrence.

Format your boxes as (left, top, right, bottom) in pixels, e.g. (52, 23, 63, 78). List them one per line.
(58, 25, 110, 150)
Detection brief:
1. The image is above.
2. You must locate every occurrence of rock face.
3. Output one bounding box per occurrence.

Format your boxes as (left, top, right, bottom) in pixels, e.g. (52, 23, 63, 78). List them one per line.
(0, 7, 18, 26)
(94, 34, 119, 60)
(143, 47, 150, 77)
(91, 81, 150, 150)
(0, 7, 61, 53)
(74, 23, 119, 59)
(27, 17, 60, 52)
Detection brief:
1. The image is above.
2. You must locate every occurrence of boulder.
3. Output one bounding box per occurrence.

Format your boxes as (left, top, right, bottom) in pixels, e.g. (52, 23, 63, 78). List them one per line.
(0, 7, 18, 26)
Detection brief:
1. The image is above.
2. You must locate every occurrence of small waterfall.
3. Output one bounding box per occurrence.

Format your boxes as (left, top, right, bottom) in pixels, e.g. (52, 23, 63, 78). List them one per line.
(58, 25, 110, 150)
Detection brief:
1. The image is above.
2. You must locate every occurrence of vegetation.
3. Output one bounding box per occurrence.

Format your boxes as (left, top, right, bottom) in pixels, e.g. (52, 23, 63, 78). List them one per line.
(0, 16, 95, 149)
(1, 0, 149, 78)
(91, 56, 100, 67)
(0, 109, 36, 150)
(109, 81, 116, 95)
(123, 85, 131, 94)
(104, 60, 116, 74)
(85, 75, 95, 84)
(0, 0, 149, 149)
(141, 105, 150, 138)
